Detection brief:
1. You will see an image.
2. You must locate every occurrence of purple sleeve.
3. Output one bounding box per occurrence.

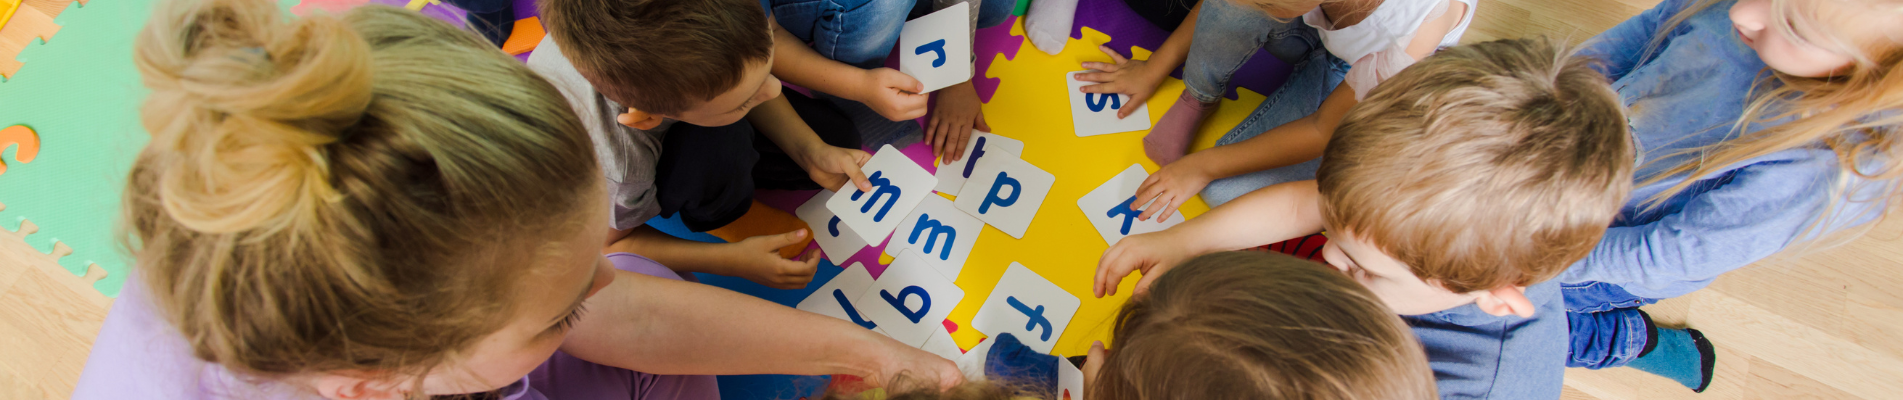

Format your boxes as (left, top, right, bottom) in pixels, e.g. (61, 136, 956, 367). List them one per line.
(72, 275, 308, 399)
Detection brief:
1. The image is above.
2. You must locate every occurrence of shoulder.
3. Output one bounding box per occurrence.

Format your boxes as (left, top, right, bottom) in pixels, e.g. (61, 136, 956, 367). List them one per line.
(72, 278, 311, 399)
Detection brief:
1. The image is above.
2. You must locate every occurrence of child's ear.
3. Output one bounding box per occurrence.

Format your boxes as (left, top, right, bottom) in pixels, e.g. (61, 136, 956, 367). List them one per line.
(1472, 285, 1536, 318)
(615, 107, 664, 130)
(310, 373, 407, 400)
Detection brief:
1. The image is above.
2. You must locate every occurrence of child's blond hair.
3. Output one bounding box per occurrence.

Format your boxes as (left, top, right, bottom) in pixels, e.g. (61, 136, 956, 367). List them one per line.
(1647, 0, 1903, 244)
(1092, 251, 1437, 400)
(125, 0, 597, 382)
(1316, 37, 1633, 293)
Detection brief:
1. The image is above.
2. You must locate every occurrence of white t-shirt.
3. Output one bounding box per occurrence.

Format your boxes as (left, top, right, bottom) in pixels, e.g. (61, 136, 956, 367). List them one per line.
(1304, 0, 1478, 100)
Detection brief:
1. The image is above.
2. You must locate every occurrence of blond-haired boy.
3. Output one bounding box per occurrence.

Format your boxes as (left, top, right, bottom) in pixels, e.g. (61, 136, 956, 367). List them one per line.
(1097, 37, 1633, 399)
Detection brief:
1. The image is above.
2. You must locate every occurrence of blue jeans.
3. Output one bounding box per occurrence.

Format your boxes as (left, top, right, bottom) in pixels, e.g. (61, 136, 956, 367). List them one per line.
(769, 0, 1015, 147)
(1563, 281, 1661, 369)
(1182, 0, 1351, 207)
(769, 0, 1013, 69)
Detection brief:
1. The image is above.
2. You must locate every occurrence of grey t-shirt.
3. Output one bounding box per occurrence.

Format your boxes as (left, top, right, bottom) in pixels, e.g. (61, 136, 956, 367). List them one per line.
(526, 36, 671, 230)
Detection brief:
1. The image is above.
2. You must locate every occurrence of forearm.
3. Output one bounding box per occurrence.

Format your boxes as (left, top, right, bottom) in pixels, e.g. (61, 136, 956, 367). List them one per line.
(1182, 114, 1329, 180)
(1181, 83, 1355, 180)
(1168, 180, 1326, 254)
(748, 95, 827, 159)
(563, 272, 897, 377)
(607, 226, 733, 275)
(1141, 1, 1199, 74)
(771, 21, 873, 102)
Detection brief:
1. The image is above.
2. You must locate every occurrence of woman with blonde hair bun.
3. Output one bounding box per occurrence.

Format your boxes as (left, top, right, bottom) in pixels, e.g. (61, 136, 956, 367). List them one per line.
(71, 0, 958, 398)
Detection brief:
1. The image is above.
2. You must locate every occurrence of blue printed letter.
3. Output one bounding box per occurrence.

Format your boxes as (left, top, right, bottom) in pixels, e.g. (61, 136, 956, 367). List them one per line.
(881, 286, 933, 323)
(979, 171, 1020, 214)
(851, 171, 903, 222)
(1107, 196, 1142, 235)
(1085, 93, 1122, 112)
(828, 216, 844, 238)
(916, 39, 948, 68)
(834, 289, 878, 330)
(961, 136, 988, 179)
(908, 214, 958, 260)
(1007, 296, 1053, 341)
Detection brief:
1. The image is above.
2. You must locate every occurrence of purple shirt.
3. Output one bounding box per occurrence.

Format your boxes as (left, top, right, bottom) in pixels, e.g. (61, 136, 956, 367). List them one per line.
(73, 253, 718, 400)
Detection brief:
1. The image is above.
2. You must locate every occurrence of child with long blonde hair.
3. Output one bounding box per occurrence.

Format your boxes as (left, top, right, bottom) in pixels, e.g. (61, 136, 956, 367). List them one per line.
(1560, 0, 1903, 392)
(70, 0, 958, 398)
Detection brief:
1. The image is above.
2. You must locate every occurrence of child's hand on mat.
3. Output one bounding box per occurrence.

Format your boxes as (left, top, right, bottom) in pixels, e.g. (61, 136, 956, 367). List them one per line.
(856, 68, 930, 121)
(1132, 160, 1212, 222)
(926, 81, 988, 162)
(1077, 45, 1167, 120)
(1096, 230, 1191, 298)
(797, 144, 873, 193)
(725, 229, 821, 290)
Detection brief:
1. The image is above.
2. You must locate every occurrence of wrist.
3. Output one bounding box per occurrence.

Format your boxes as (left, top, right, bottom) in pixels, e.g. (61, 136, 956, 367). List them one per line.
(844, 69, 878, 103)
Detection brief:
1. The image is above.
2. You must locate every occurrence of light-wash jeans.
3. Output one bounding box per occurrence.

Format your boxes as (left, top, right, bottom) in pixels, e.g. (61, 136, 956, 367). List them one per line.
(768, 0, 1016, 148)
(1184, 0, 1351, 207)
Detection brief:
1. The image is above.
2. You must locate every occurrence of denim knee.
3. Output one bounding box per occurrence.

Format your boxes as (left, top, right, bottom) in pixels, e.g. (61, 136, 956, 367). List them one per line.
(1566, 308, 1652, 369)
(774, 0, 913, 68)
(1562, 281, 1659, 314)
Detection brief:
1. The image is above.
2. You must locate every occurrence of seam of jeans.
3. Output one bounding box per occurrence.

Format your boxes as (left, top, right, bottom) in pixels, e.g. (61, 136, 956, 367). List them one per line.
(1214, 54, 1331, 147)
(818, 0, 842, 61)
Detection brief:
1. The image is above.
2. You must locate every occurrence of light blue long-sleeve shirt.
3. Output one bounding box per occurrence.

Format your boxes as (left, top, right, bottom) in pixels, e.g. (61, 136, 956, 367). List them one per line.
(1556, 0, 1888, 299)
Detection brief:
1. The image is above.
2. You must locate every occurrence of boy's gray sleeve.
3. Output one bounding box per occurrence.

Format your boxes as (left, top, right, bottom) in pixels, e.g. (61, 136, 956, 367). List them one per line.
(526, 36, 666, 230)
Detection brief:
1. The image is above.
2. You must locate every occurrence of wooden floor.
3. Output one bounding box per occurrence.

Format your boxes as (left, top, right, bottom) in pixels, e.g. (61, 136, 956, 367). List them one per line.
(3, 0, 1901, 399)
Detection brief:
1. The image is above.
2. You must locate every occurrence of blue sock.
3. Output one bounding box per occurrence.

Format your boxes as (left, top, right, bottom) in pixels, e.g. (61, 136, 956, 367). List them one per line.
(1625, 317, 1716, 392)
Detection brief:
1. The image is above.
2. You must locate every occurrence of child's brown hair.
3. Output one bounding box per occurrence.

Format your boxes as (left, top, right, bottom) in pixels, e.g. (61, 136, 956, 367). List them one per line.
(1315, 37, 1633, 293)
(126, 0, 597, 382)
(1092, 251, 1437, 400)
(538, 0, 772, 116)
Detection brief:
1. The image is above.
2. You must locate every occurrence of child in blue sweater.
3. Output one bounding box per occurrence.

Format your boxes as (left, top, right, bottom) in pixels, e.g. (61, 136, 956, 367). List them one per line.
(1560, 0, 1903, 392)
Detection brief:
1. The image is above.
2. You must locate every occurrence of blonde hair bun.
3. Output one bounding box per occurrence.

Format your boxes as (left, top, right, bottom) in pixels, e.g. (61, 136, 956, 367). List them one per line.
(135, 0, 372, 234)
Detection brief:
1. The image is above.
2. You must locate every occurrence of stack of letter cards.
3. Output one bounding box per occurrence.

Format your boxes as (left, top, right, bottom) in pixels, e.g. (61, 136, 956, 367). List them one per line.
(1066, 70, 1151, 137)
(1076, 164, 1184, 245)
(900, 5, 973, 93)
(788, 135, 1119, 380)
(797, 253, 966, 347)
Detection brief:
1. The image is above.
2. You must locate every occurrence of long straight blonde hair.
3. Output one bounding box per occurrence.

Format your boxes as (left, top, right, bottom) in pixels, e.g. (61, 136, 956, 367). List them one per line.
(1642, 0, 1903, 242)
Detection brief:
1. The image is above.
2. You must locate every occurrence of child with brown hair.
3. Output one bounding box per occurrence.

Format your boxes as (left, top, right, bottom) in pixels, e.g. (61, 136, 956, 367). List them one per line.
(830, 251, 1437, 400)
(71, 0, 958, 398)
(1086, 251, 1437, 400)
(1098, 37, 1633, 399)
(534, 0, 882, 290)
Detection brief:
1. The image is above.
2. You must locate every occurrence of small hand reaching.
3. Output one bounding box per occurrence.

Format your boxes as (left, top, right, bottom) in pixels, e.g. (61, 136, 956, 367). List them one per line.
(1075, 45, 1168, 120)
(858, 68, 930, 121)
(926, 81, 988, 162)
(1131, 160, 1213, 223)
(1094, 231, 1192, 298)
(725, 230, 822, 290)
(799, 144, 874, 193)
